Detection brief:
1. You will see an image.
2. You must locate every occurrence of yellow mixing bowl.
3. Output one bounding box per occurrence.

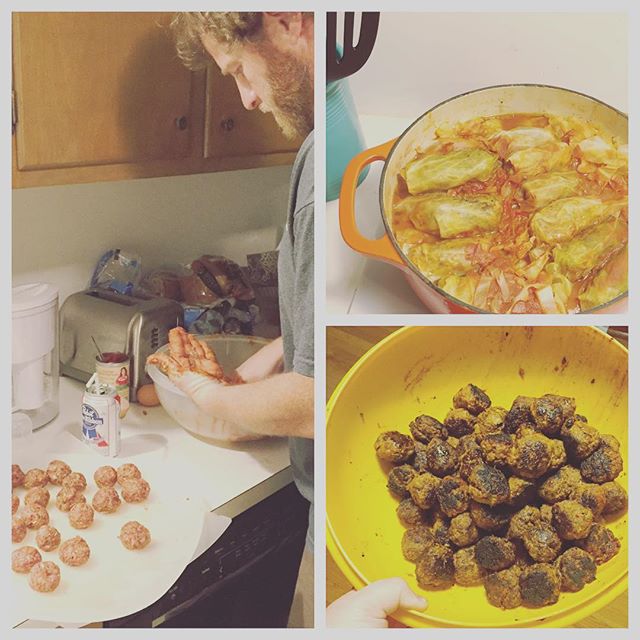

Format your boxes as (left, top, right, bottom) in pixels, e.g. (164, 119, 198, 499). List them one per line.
(326, 326, 627, 627)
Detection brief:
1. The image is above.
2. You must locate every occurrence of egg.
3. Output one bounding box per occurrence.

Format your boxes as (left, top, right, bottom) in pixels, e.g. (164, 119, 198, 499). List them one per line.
(137, 384, 160, 407)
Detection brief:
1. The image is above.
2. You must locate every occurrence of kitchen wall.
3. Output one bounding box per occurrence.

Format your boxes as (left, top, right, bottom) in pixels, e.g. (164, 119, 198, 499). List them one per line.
(12, 166, 292, 303)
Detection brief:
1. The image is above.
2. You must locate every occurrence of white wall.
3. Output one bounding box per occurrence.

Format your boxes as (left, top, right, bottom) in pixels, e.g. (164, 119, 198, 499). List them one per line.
(348, 12, 627, 117)
(12, 166, 292, 303)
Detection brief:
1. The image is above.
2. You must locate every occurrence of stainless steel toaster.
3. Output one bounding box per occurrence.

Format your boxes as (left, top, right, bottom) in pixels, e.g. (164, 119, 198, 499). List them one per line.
(59, 288, 183, 401)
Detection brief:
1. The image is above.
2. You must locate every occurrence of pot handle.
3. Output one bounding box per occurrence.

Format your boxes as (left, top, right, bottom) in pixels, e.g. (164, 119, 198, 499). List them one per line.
(339, 139, 405, 266)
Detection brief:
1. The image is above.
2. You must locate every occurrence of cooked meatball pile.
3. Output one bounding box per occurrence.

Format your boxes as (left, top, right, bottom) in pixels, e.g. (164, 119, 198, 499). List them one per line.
(375, 384, 626, 610)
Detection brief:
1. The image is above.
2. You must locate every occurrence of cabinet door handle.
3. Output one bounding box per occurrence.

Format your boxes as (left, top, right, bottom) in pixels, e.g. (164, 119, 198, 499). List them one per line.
(175, 116, 188, 130)
(220, 117, 235, 132)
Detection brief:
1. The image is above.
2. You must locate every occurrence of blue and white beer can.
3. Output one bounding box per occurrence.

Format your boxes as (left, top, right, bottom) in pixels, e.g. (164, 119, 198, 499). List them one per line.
(81, 374, 121, 457)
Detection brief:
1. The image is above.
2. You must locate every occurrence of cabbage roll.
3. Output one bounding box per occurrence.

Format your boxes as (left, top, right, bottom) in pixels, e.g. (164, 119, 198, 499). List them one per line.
(404, 148, 499, 195)
(578, 136, 626, 167)
(531, 197, 620, 244)
(492, 127, 554, 155)
(553, 219, 627, 280)
(508, 142, 571, 177)
(578, 246, 627, 310)
(439, 275, 477, 305)
(522, 171, 582, 208)
(408, 237, 489, 280)
(395, 194, 501, 239)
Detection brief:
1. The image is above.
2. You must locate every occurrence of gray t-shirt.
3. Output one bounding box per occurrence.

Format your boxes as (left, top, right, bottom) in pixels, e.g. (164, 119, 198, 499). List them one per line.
(277, 131, 314, 547)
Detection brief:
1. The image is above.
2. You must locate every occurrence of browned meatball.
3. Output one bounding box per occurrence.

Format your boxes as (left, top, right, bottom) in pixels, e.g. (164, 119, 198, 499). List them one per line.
(415, 438, 458, 477)
(12, 464, 25, 488)
(453, 384, 491, 416)
(601, 481, 628, 514)
(409, 415, 448, 444)
(538, 465, 582, 504)
(401, 524, 435, 562)
(29, 560, 61, 593)
(475, 536, 516, 571)
(374, 431, 414, 463)
(448, 512, 479, 547)
(507, 476, 537, 509)
(458, 435, 484, 480)
(387, 464, 418, 498)
(530, 394, 575, 437)
(436, 476, 468, 517)
(92, 487, 121, 513)
(555, 547, 597, 592)
(36, 525, 61, 552)
(600, 434, 620, 451)
(578, 524, 620, 564)
(24, 487, 50, 508)
(504, 396, 536, 433)
(540, 504, 553, 524)
(572, 483, 607, 518)
(522, 523, 562, 562)
(507, 505, 541, 540)
(56, 487, 86, 512)
(551, 500, 593, 540)
(519, 563, 560, 607)
(121, 478, 150, 503)
(469, 501, 512, 532)
(561, 420, 601, 461)
(426, 509, 451, 546)
(580, 445, 623, 484)
(62, 472, 87, 493)
(46, 460, 71, 485)
(416, 543, 455, 589)
(444, 408, 476, 438)
(548, 440, 567, 471)
(467, 464, 510, 506)
(478, 433, 514, 467)
(453, 546, 486, 586)
(22, 504, 49, 529)
(94, 465, 118, 488)
(12, 515, 27, 543)
(23, 468, 48, 489)
(407, 472, 441, 510)
(474, 407, 508, 436)
(59, 536, 91, 566)
(508, 429, 553, 479)
(12, 546, 42, 573)
(69, 502, 95, 529)
(396, 498, 426, 527)
(484, 565, 522, 609)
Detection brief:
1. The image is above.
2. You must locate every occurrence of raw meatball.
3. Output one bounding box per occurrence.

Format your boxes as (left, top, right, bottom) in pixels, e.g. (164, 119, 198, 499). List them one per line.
(12, 464, 25, 488)
(374, 431, 414, 463)
(22, 504, 49, 529)
(23, 468, 48, 489)
(578, 524, 620, 565)
(24, 487, 50, 508)
(416, 543, 455, 589)
(507, 505, 541, 540)
(69, 502, 95, 529)
(601, 481, 628, 514)
(94, 465, 118, 489)
(396, 499, 426, 527)
(119, 521, 151, 551)
(117, 463, 143, 484)
(387, 464, 418, 498)
(409, 415, 447, 444)
(572, 483, 607, 518)
(415, 438, 458, 477)
(12, 515, 27, 543)
(92, 487, 121, 513)
(469, 501, 512, 533)
(453, 384, 491, 416)
(555, 547, 597, 592)
(484, 565, 522, 609)
(29, 561, 61, 593)
(59, 536, 90, 566)
(507, 476, 537, 509)
(62, 472, 87, 492)
(436, 476, 469, 517)
(478, 433, 514, 467)
(474, 536, 516, 571)
(538, 466, 582, 504)
(580, 445, 623, 484)
(12, 494, 19, 515)
(46, 459, 72, 485)
(444, 408, 476, 437)
(504, 396, 536, 433)
(552, 500, 593, 540)
(474, 407, 508, 436)
(522, 523, 562, 562)
(401, 524, 435, 562)
(12, 546, 42, 573)
(407, 472, 440, 510)
(36, 525, 61, 552)
(448, 512, 479, 547)
(56, 487, 86, 512)
(453, 546, 486, 586)
(467, 464, 510, 506)
(508, 429, 553, 479)
(519, 563, 560, 607)
(531, 394, 574, 437)
(561, 420, 601, 461)
(121, 478, 151, 503)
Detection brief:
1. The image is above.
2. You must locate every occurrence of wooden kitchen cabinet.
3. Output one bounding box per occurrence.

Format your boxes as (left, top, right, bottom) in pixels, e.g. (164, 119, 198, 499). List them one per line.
(12, 12, 299, 188)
